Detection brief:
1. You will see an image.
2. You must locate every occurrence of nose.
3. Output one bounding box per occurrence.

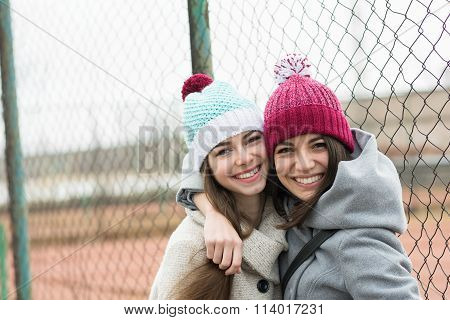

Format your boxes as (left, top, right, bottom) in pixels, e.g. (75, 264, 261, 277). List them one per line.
(294, 150, 315, 172)
(235, 146, 252, 166)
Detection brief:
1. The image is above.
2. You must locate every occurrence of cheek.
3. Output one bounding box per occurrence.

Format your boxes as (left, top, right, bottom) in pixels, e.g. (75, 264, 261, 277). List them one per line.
(258, 141, 268, 158)
(249, 142, 267, 160)
(318, 151, 329, 170)
(211, 158, 231, 179)
(274, 157, 292, 177)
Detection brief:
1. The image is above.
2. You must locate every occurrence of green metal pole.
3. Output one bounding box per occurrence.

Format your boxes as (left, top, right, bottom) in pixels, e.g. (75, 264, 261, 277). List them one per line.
(0, 224, 7, 299)
(0, 0, 31, 300)
(187, 0, 214, 76)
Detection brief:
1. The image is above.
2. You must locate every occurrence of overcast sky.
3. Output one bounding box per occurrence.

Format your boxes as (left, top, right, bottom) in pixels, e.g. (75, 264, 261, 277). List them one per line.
(0, 0, 448, 156)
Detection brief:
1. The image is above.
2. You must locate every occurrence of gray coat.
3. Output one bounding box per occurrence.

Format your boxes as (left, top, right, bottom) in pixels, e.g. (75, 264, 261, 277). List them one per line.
(177, 129, 420, 300)
(280, 129, 419, 299)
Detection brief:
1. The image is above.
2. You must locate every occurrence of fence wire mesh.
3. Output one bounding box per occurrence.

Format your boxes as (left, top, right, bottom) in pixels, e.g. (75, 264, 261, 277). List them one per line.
(0, 0, 448, 299)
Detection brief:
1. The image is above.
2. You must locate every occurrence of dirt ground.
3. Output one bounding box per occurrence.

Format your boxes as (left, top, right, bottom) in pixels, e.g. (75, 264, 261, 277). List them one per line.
(1, 201, 448, 300)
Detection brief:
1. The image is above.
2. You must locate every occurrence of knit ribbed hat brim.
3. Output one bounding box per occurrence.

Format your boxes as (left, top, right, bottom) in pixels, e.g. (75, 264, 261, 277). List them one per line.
(264, 104, 354, 156)
(188, 106, 263, 173)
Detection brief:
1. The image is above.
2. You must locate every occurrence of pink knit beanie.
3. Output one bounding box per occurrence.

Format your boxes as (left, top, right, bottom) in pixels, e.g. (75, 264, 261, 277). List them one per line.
(263, 53, 354, 156)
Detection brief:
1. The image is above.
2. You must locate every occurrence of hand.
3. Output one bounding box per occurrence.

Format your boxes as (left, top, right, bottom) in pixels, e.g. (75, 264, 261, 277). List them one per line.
(203, 209, 243, 275)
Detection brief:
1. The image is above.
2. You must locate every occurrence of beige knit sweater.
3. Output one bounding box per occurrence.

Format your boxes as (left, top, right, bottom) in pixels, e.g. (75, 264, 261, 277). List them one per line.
(149, 197, 288, 300)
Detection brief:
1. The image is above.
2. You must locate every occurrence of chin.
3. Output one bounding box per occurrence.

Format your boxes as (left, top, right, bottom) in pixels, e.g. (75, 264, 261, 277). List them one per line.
(232, 181, 266, 196)
(293, 190, 315, 202)
(282, 180, 316, 202)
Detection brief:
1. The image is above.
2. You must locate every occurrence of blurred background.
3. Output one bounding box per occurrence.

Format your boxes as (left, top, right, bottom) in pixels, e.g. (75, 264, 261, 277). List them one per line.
(0, 0, 448, 299)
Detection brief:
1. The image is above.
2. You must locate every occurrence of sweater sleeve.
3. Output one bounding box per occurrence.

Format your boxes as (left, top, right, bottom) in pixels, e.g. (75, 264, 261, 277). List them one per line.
(149, 239, 205, 299)
(176, 154, 204, 210)
(338, 228, 420, 300)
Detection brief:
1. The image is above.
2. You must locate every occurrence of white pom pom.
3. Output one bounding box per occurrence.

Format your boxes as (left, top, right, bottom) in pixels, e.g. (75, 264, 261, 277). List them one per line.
(274, 53, 312, 84)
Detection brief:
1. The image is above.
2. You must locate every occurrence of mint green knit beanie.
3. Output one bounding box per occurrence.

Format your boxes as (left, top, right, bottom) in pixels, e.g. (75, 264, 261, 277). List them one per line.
(181, 74, 263, 173)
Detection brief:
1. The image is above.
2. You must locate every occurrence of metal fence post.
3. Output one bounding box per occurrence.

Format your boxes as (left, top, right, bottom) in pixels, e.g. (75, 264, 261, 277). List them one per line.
(187, 0, 214, 76)
(0, 0, 31, 300)
(0, 224, 7, 299)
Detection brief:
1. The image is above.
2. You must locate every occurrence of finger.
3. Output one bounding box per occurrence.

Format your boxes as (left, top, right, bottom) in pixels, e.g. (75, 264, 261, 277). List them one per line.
(224, 242, 243, 275)
(205, 239, 215, 260)
(225, 266, 238, 276)
(224, 263, 241, 275)
(230, 241, 243, 273)
(219, 243, 233, 270)
(212, 241, 224, 264)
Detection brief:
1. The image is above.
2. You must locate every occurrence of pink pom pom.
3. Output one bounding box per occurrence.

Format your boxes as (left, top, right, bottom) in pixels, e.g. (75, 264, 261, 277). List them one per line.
(181, 74, 213, 101)
(274, 53, 311, 85)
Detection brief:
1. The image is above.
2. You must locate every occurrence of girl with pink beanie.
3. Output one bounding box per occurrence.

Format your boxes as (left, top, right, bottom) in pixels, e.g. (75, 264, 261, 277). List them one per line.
(176, 54, 420, 299)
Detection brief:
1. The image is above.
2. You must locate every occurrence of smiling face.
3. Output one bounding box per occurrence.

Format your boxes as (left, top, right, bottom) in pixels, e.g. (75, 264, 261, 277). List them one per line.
(273, 133, 329, 202)
(206, 130, 268, 196)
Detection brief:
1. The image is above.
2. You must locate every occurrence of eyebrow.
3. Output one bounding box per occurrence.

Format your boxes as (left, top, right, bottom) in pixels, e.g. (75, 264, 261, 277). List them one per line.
(276, 136, 323, 148)
(243, 130, 260, 139)
(212, 131, 260, 150)
(309, 136, 324, 143)
(212, 140, 231, 150)
(276, 141, 294, 147)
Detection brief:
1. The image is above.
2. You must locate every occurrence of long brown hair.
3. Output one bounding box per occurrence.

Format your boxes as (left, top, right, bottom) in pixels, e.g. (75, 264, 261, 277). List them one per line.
(172, 158, 260, 299)
(271, 135, 352, 229)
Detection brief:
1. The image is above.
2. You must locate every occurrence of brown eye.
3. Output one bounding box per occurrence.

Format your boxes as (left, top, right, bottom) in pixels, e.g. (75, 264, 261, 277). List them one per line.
(313, 142, 326, 149)
(216, 148, 232, 156)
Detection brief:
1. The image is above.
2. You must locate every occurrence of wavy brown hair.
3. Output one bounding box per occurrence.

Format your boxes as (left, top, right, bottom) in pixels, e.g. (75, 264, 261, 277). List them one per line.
(172, 158, 260, 299)
(270, 135, 352, 229)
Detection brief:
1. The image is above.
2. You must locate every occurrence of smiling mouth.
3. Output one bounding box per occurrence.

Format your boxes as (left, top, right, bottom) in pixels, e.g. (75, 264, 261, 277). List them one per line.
(233, 165, 261, 180)
(292, 174, 324, 185)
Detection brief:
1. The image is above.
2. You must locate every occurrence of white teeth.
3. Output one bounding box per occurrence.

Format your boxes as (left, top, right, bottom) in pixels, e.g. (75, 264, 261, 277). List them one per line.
(235, 166, 260, 179)
(294, 174, 323, 185)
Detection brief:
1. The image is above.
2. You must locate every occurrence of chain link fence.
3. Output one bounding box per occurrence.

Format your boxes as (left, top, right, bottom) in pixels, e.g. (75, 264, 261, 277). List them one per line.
(0, 0, 448, 299)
